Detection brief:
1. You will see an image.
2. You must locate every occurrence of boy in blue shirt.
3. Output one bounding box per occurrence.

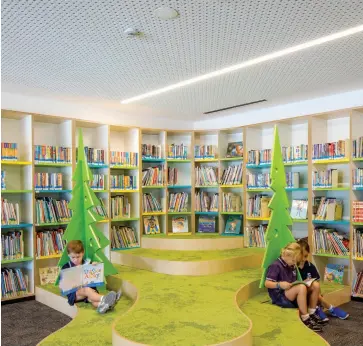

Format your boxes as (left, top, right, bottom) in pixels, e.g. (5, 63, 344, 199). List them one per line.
(297, 239, 349, 321)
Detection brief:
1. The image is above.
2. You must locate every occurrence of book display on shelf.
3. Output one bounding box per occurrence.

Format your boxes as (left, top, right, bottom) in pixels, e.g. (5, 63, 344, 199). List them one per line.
(222, 192, 242, 212)
(167, 144, 187, 159)
(111, 174, 137, 190)
(39, 267, 60, 285)
(34, 172, 63, 190)
(247, 172, 270, 189)
(111, 195, 130, 219)
(35, 197, 72, 224)
(90, 173, 105, 190)
(282, 144, 308, 163)
(34, 145, 71, 164)
(36, 228, 65, 258)
(143, 193, 162, 213)
(168, 167, 178, 186)
(225, 142, 243, 158)
(1, 230, 24, 260)
(313, 197, 343, 221)
(197, 215, 216, 233)
(142, 144, 161, 159)
(247, 195, 271, 218)
(195, 191, 218, 212)
(195, 166, 218, 186)
(353, 168, 363, 188)
(76, 146, 106, 165)
(220, 163, 242, 185)
(324, 264, 345, 284)
(142, 165, 165, 186)
(313, 228, 350, 256)
(93, 198, 108, 218)
(352, 271, 363, 298)
(172, 216, 189, 233)
(1, 268, 28, 299)
(353, 228, 363, 258)
(224, 216, 241, 235)
(194, 145, 216, 159)
(1, 142, 18, 161)
(247, 149, 271, 166)
(143, 216, 160, 235)
(1, 199, 20, 225)
(110, 151, 138, 167)
(353, 201, 363, 223)
(312, 169, 338, 188)
(353, 136, 363, 159)
(111, 225, 139, 249)
(290, 200, 308, 220)
(244, 225, 266, 248)
(312, 140, 349, 161)
(168, 192, 188, 212)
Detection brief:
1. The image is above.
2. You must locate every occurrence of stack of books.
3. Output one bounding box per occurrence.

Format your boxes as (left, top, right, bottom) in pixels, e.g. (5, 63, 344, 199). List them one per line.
(1, 268, 28, 299)
(143, 193, 162, 213)
(194, 145, 216, 159)
(352, 168, 363, 188)
(195, 166, 218, 186)
(222, 192, 242, 212)
(247, 195, 271, 218)
(76, 147, 105, 165)
(35, 198, 71, 224)
(34, 145, 71, 163)
(110, 174, 137, 190)
(142, 144, 161, 159)
(92, 199, 108, 218)
(110, 151, 138, 167)
(90, 174, 105, 190)
(142, 166, 164, 186)
(1, 231, 24, 260)
(313, 228, 349, 256)
(1, 142, 18, 161)
(1, 199, 20, 225)
(168, 192, 188, 212)
(220, 164, 242, 185)
(352, 271, 363, 298)
(313, 197, 343, 221)
(353, 201, 363, 223)
(353, 228, 363, 258)
(35, 228, 65, 258)
(195, 192, 218, 212)
(312, 169, 338, 188)
(246, 172, 270, 189)
(244, 225, 267, 247)
(111, 225, 139, 249)
(34, 172, 63, 190)
(312, 140, 349, 160)
(247, 149, 271, 165)
(167, 144, 188, 159)
(167, 167, 178, 185)
(352, 136, 363, 159)
(282, 144, 308, 163)
(111, 195, 130, 219)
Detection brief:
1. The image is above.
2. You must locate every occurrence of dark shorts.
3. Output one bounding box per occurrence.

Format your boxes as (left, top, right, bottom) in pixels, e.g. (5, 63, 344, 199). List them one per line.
(273, 291, 298, 309)
(67, 287, 99, 306)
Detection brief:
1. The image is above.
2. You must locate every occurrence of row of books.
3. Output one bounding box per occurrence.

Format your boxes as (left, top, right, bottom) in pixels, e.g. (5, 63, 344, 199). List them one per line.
(195, 192, 218, 212)
(353, 136, 363, 159)
(76, 147, 106, 165)
(247, 149, 271, 165)
(1, 199, 20, 225)
(142, 144, 161, 159)
(195, 166, 218, 186)
(35, 229, 65, 258)
(247, 172, 270, 189)
(93, 199, 108, 218)
(1, 171, 5, 190)
(110, 195, 130, 219)
(353, 228, 363, 259)
(2, 231, 24, 260)
(313, 197, 343, 221)
(110, 174, 137, 190)
(34, 172, 63, 190)
(111, 225, 139, 249)
(167, 144, 188, 159)
(312, 228, 349, 256)
(168, 192, 188, 212)
(353, 168, 363, 187)
(220, 164, 242, 185)
(35, 198, 71, 224)
(110, 151, 138, 167)
(282, 145, 308, 163)
(90, 174, 105, 190)
(34, 145, 71, 163)
(312, 169, 338, 188)
(167, 167, 178, 186)
(352, 271, 363, 297)
(312, 140, 348, 160)
(353, 201, 363, 223)
(222, 192, 242, 212)
(1, 142, 18, 161)
(142, 166, 164, 186)
(246, 195, 271, 218)
(143, 193, 162, 213)
(194, 145, 216, 159)
(244, 225, 267, 248)
(1, 268, 28, 299)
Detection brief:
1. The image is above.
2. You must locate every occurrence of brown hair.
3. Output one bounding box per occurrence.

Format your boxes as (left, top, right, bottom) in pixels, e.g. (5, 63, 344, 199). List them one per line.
(66, 240, 84, 254)
(297, 239, 310, 253)
(281, 242, 301, 257)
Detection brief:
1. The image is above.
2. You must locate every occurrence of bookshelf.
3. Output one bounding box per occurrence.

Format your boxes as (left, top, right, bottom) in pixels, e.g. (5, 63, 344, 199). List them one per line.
(2, 107, 363, 301)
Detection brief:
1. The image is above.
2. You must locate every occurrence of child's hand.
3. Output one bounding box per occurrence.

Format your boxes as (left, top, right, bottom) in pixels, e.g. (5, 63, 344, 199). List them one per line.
(280, 281, 292, 290)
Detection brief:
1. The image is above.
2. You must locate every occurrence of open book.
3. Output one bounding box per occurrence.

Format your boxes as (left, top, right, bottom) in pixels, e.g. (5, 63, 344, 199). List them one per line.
(291, 278, 318, 288)
(59, 263, 104, 295)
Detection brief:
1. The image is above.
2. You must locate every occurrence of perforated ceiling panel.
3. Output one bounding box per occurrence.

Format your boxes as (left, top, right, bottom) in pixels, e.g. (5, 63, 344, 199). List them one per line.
(2, 1, 363, 120)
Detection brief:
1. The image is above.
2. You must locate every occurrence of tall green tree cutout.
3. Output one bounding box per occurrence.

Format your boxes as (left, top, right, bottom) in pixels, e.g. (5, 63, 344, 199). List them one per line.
(56, 129, 117, 285)
(259, 125, 301, 288)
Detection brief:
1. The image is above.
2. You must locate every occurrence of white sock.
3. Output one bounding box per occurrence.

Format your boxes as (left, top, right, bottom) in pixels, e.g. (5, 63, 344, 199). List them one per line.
(308, 308, 316, 315)
(301, 314, 310, 321)
(329, 305, 334, 311)
(100, 295, 104, 304)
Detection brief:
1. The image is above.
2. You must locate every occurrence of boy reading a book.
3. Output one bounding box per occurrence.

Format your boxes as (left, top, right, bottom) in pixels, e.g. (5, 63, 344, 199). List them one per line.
(62, 240, 121, 314)
(265, 243, 324, 332)
(297, 239, 349, 321)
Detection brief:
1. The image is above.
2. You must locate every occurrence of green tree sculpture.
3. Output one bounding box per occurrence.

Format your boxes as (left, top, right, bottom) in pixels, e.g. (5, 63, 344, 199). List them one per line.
(259, 125, 301, 288)
(56, 129, 117, 285)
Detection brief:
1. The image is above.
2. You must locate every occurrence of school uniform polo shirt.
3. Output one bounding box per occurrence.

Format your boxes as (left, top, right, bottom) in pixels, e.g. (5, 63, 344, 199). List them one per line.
(266, 257, 297, 302)
(298, 261, 320, 281)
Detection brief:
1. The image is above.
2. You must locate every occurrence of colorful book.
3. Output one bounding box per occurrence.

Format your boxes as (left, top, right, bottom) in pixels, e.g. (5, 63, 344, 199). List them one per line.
(198, 216, 216, 233)
(290, 200, 308, 219)
(39, 266, 60, 285)
(224, 216, 241, 234)
(226, 142, 243, 158)
(172, 216, 189, 233)
(143, 216, 160, 235)
(323, 264, 344, 285)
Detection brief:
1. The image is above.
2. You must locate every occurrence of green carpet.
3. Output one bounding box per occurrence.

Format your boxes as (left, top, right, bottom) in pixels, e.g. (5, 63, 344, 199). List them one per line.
(114, 247, 264, 261)
(142, 233, 242, 239)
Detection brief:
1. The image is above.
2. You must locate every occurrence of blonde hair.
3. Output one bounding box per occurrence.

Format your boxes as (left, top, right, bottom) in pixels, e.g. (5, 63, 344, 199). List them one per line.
(281, 242, 301, 258)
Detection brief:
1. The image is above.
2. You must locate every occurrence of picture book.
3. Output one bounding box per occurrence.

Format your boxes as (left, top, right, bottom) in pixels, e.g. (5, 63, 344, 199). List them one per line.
(198, 216, 216, 233)
(226, 141, 243, 158)
(290, 199, 308, 219)
(59, 263, 104, 295)
(143, 215, 160, 235)
(291, 278, 318, 288)
(224, 216, 242, 234)
(39, 266, 60, 286)
(172, 216, 189, 233)
(324, 264, 345, 285)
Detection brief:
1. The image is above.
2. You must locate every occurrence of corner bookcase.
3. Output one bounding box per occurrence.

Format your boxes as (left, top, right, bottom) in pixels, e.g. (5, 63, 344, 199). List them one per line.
(1, 107, 363, 302)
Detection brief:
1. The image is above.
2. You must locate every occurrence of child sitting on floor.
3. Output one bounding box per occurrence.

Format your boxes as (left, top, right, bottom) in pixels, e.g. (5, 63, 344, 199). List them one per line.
(61, 240, 121, 314)
(264, 242, 324, 332)
(297, 239, 349, 321)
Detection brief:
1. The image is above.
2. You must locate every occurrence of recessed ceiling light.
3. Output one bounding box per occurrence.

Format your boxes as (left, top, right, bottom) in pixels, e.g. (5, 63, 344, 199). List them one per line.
(154, 7, 179, 20)
(120, 24, 363, 104)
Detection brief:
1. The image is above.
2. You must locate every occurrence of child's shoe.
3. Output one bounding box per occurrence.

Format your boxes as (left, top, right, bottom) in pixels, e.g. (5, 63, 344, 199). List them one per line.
(110, 289, 123, 310)
(316, 307, 329, 323)
(310, 312, 328, 325)
(302, 317, 323, 332)
(329, 306, 349, 320)
(97, 291, 117, 314)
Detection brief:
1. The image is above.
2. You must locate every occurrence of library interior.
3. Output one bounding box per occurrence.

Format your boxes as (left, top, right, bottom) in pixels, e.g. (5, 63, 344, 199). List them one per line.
(1, 1, 363, 346)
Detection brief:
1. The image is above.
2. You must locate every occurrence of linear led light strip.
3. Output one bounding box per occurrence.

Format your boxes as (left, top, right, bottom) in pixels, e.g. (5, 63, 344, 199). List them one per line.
(121, 24, 363, 104)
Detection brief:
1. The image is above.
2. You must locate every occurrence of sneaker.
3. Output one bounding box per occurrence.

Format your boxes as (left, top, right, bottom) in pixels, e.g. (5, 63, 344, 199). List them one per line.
(302, 317, 323, 332)
(316, 307, 329, 322)
(329, 307, 349, 320)
(310, 312, 328, 325)
(97, 291, 116, 314)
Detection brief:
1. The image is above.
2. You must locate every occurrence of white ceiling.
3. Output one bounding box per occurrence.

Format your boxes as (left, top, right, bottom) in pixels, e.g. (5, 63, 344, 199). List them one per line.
(2, 0, 363, 121)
